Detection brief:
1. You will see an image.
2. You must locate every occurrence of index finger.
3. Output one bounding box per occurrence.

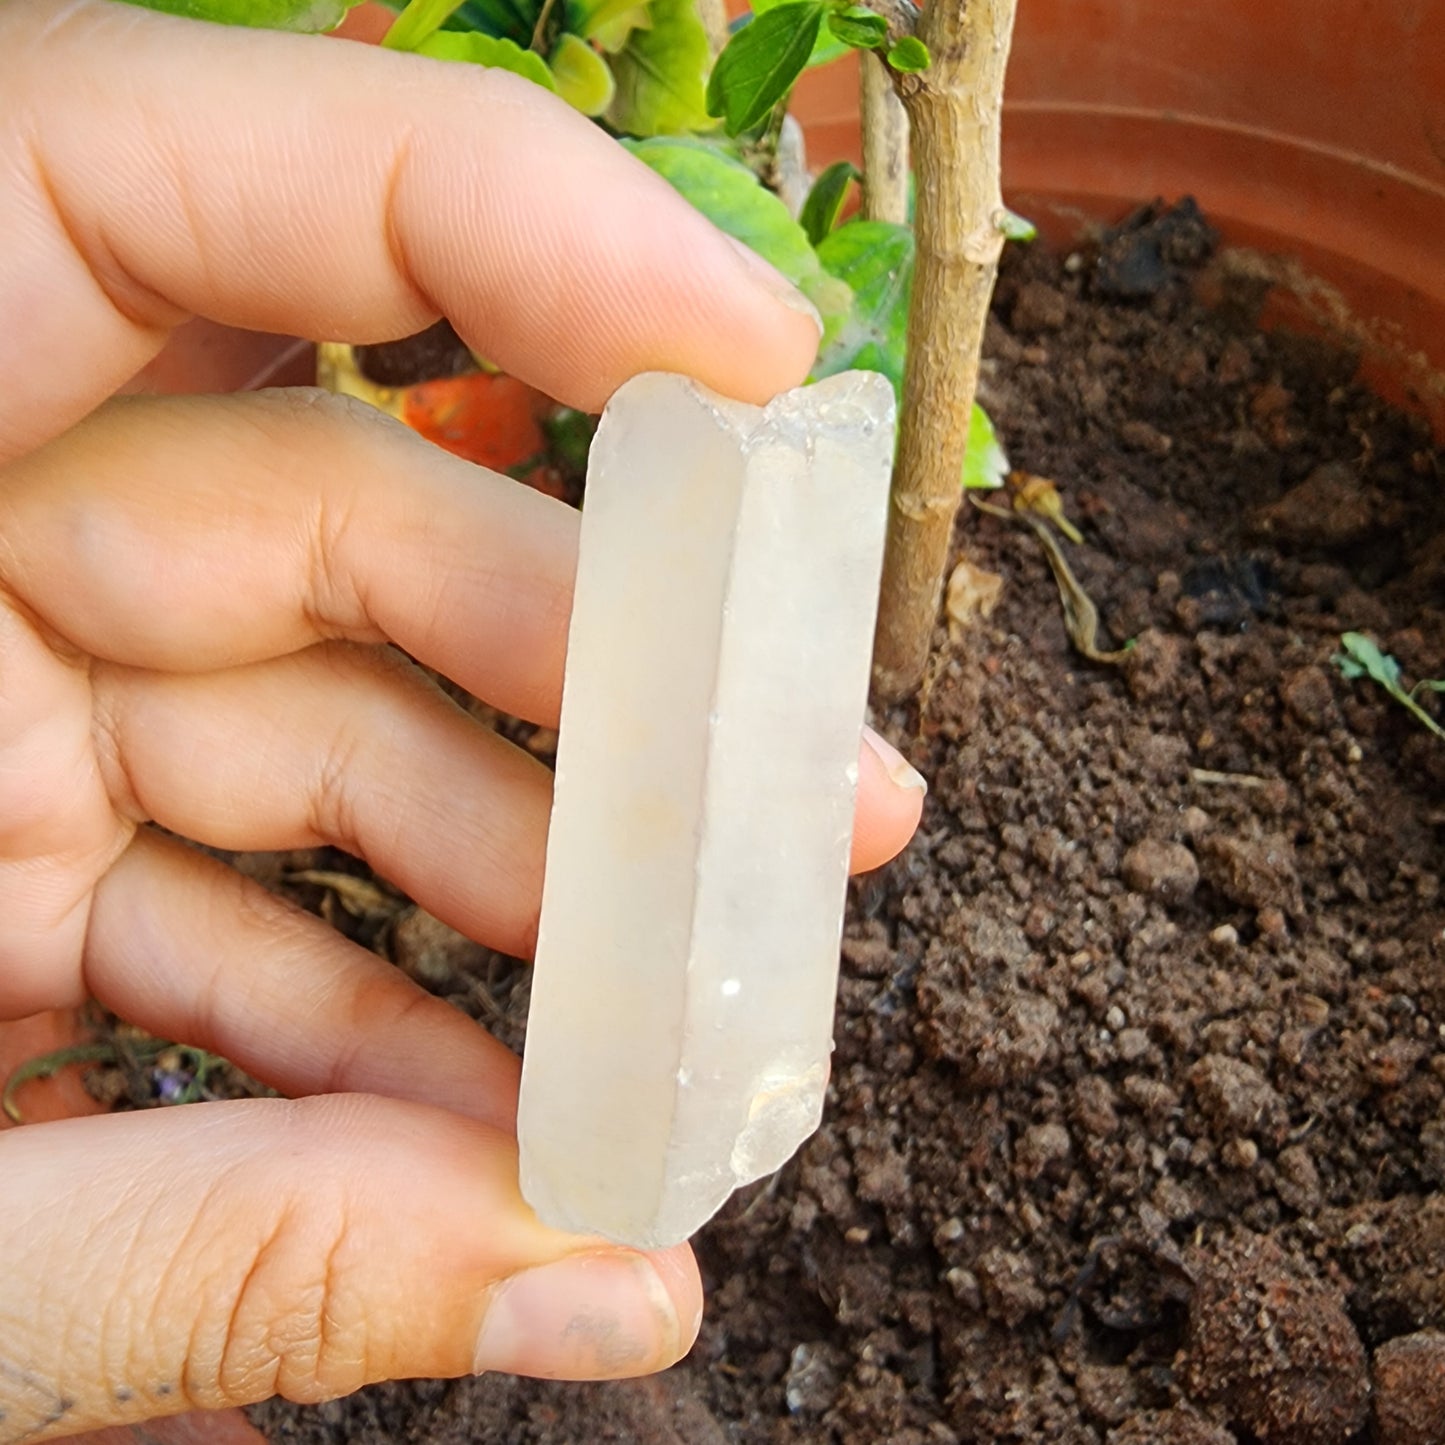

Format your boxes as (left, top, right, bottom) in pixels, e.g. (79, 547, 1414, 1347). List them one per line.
(0, 0, 820, 464)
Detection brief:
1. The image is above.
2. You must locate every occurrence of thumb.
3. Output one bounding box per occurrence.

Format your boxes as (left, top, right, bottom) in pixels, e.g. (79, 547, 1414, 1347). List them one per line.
(0, 1096, 699, 1439)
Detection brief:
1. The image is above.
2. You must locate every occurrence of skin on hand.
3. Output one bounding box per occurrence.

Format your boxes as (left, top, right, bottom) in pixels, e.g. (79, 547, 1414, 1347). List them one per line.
(0, 2, 925, 1441)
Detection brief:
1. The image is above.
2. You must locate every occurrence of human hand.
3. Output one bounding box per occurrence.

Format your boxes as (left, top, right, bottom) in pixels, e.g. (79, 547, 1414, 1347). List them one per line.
(0, 3, 925, 1440)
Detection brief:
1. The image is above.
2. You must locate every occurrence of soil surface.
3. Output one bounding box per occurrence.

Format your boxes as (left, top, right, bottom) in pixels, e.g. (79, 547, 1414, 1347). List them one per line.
(239, 204, 1445, 1442)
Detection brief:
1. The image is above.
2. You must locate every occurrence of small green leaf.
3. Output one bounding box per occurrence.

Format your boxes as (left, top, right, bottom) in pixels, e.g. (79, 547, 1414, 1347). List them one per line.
(549, 32, 616, 113)
(568, 0, 649, 49)
(799, 160, 859, 246)
(749, 0, 848, 67)
(1332, 632, 1445, 740)
(382, 0, 464, 49)
(996, 207, 1038, 243)
(415, 29, 558, 88)
(626, 141, 811, 284)
(706, 2, 824, 136)
(825, 4, 887, 48)
(438, 0, 540, 43)
(1335, 632, 1401, 689)
(116, 0, 362, 28)
(624, 138, 851, 325)
(885, 34, 929, 71)
(608, 0, 713, 135)
(813, 219, 914, 398)
(962, 404, 1009, 490)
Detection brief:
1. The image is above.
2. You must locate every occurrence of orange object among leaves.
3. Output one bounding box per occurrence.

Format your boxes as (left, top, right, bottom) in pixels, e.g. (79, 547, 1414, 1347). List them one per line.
(401, 371, 551, 473)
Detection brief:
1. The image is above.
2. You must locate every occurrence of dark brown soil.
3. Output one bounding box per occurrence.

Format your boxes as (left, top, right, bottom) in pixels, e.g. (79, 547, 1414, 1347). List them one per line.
(354, 319, 478, 387)
(250, 206, 1445, 1443)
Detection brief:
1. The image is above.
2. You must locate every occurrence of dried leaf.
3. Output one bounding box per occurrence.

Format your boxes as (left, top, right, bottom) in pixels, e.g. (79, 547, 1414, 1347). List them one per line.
(945, 559, 1004, 636)
(973, 498, 1132, 666)
(289, 869, 402, 919)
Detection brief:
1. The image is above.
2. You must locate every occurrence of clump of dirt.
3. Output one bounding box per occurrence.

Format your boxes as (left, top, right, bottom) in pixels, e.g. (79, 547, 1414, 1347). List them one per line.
(1178, 1229, 1368, 1443)
(249, 201, 1445, 1443)
(355, 319, 478, 386)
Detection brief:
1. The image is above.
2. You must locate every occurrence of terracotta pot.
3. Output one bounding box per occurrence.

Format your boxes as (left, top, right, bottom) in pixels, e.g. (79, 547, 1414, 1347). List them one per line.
(790, 1, 1445, 434)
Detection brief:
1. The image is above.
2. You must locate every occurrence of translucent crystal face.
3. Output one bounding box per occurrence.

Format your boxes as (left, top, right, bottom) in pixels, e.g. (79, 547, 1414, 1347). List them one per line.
(516, 370, 896, 1249)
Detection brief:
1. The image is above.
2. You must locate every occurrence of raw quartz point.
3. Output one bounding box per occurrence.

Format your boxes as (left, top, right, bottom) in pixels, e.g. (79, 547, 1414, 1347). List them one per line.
(517, 369, 896, 1249)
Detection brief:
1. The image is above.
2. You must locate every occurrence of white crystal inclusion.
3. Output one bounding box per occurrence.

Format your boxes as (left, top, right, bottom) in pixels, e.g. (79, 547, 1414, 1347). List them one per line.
(516, 370, 896, 1249)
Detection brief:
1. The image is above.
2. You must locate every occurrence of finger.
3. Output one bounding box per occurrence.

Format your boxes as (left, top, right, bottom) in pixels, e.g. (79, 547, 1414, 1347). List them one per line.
(0, 589, 129, 1016)
(92, 644, 920, 961)
(84, 831, 525, 1132)
(852, 727, 927, 873)
(1, 390, 576, 724)
(94, 643, 552, 960)
(0, 0, 820, 464)
(0, 1096, 702, 1440)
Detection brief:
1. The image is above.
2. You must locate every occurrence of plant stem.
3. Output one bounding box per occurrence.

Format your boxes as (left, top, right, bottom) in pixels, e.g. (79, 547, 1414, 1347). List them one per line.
(530, 0, 559, 51)
(871, 0, 1018, 698)
(2, 1038, 170, 1124)
(860, 51, 910, 223)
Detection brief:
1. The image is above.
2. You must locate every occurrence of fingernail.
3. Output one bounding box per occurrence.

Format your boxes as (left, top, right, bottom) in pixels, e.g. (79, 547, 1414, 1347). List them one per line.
(723, 234, 824, 336)
(862, 726, 928, 794)
(474, 1252, 682, 1380)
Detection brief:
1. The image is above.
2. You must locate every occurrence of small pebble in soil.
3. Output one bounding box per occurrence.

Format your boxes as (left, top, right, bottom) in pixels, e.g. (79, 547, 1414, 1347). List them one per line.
(1121, 838, 1201, 904)
(1278, 665, 1338, 730)
(784, 1342, 845, 1415)
(1180, 1230, 1369, 1445)
(1372, 1330, 1445, 1445)
(1189, 1053, 1288, 1146)
(1220, 1136, 1259, 1170)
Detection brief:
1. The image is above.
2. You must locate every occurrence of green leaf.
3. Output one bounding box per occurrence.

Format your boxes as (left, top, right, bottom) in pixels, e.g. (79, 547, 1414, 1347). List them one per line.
(625, 140, 812, 284)
(1332, 632, 1445, 740)
(415, 29, 558, 88)
(116, 0, 362, 28)
(885, 34, 929, 71)
(623, 138, 851, 324)
(826, 4, 887, 49)
(751, 0, 847, 67)
(568, 0, 649, 49)
(963, 403, 1009, 490)
(549, 32, 616, 114)
(799, 160, 859, 246)
(1335, 632, 1401, 688)
(812, 219, 913, 399)
(440, 0, 540, 43)
(608, 0, 713, 135)
(706, 2, 824, 136)
(382, 0, 464, 48)
(996, 207, 1038, 243)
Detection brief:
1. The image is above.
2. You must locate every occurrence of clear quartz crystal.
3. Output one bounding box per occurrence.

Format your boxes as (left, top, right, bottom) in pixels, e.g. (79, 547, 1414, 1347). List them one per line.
(517, 370, 896, 1249)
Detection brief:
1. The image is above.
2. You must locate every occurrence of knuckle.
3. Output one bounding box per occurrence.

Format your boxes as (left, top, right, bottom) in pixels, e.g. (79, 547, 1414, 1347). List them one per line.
(310, 715, 367, 855)
(205, 1172, 366, 1406)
